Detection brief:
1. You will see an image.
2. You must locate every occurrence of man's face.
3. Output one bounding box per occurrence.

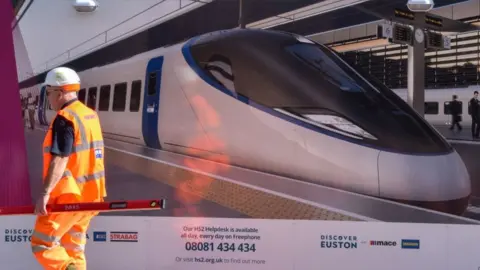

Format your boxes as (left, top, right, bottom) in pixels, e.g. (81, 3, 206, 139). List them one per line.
(46, 86, 63, 111)
(475, 93, 478, 99)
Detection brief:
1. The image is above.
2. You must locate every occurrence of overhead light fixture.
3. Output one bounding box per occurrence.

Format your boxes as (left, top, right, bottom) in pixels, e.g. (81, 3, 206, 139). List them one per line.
(73, 0, 99, 13)
(406, 0, 434, 12)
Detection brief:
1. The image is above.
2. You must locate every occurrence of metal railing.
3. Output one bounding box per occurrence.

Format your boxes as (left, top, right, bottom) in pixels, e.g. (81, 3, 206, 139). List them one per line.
(27, 0, 212, 80)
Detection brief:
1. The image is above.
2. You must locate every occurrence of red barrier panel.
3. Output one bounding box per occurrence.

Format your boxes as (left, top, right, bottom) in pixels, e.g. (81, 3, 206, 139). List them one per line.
(0, 199, 166, 215)
(0, 1, 32, 207)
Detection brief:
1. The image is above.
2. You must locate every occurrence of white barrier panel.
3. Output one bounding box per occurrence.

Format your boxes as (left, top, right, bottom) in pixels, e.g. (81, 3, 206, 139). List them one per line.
(1, 216, 479, 269)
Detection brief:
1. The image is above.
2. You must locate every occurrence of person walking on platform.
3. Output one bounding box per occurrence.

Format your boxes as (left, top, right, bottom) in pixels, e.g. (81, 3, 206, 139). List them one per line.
(20, 96, 26, 128)
(449, 95, 462, 131)
(31, 67, 107, 270)
(469, 91, 480, 138)
(27, 93, 36, 130)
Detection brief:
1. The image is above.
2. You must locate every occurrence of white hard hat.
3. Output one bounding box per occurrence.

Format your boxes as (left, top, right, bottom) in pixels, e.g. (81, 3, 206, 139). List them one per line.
(44, 67, 81, 92)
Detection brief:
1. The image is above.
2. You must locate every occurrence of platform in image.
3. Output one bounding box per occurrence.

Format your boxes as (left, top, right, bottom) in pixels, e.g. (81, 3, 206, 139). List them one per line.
(21, 126, 480, 225)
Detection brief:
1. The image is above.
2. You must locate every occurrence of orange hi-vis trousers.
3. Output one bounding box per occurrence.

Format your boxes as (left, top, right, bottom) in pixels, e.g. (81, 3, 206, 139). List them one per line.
(31, 194, 99, 270)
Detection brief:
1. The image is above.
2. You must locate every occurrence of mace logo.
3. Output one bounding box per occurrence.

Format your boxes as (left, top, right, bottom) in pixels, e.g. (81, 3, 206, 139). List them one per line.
(93, 231, 107, 242)
(320, 234, 358, 249)
(401, 239, 420, 249)
(110, 232, 138, 243)
(370, 240, 397, 247)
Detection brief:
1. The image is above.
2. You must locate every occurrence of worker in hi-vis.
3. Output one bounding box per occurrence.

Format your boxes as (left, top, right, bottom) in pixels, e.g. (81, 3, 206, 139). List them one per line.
(31, 67, 107, 270)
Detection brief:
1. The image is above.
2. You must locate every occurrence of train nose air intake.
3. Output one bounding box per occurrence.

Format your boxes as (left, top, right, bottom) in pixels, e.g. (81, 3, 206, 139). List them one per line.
(377, 150, 471, 215)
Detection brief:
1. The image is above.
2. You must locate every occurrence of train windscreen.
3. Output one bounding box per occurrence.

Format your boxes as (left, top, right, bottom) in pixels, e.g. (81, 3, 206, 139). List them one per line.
(188, 30, 452, 154)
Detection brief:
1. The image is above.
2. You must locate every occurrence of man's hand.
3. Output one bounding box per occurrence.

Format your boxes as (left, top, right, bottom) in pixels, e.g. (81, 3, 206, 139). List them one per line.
(34, 194, 50, 216)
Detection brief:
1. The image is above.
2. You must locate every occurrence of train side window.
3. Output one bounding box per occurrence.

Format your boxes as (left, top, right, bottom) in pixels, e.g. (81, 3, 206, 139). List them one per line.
(444, 101, 463, 115)
(87, 87, 97, 110)
(98, 85, 111, 111)
(78, 89, 86, 104)
(424, 102, 438, 115)
(113, 82, 127, 111)
(130, 80, 142, 112)
(148, 72, 157, 96)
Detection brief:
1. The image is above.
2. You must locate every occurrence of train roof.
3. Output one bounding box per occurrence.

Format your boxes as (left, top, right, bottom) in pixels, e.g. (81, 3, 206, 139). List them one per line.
(186, 29, 309, 52)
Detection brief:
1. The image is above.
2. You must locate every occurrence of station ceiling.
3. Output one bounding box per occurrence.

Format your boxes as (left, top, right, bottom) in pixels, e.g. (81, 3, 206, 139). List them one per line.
(250, 0, 471, 33)
(273, 0, 479, 48)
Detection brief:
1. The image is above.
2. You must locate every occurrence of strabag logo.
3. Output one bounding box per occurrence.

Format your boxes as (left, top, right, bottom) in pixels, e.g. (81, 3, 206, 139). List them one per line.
(401, 239, 420, 249)
(110, 231, 138, 242)
(320, 234, 357, 249)
(370, 240, 397, 247)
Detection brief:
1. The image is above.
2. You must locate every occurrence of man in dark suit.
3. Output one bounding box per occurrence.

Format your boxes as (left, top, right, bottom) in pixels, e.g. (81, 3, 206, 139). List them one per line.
(469, 91, 480, 138)
(449, 95, 462, 131)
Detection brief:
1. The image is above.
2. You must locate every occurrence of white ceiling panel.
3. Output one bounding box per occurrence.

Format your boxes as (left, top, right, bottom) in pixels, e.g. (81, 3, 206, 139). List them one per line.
(452, 0, 479, 20)
(349, 24, 369, 39)
(334, 28, 351, 41)
(429, 5, 453, 18)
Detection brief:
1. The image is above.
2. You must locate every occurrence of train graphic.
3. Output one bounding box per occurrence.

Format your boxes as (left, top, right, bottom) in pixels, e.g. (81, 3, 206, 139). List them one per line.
(20, 29, 471, 216)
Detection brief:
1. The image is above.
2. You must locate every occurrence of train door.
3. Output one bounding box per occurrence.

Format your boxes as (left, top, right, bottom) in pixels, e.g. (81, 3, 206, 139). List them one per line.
(38, 86, 47, 126)
(142, 56, 164, 149)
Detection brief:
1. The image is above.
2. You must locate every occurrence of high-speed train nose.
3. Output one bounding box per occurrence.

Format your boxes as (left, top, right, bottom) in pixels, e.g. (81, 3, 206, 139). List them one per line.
(377, 149, 471, 215)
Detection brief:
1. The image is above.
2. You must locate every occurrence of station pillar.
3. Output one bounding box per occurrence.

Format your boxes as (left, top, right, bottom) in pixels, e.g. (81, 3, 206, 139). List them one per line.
(0, 2, 32, 206)
(407, 12, 426, 117)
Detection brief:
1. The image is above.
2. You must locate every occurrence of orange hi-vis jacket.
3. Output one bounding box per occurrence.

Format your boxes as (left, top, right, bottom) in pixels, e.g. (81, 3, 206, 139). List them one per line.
(43, 100, 107, 202)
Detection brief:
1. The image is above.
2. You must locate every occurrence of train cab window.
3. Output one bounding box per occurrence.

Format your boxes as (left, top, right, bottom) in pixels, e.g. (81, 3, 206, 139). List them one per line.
(204, 55, 235, 93)
(424, 102, 439, 115)
(444, 101, 463, 115)
(286, 43, 364, 93)
(87, 87, 97, 110)
(147, 72, 157, 96)
(98, 85, 111, 111)
(130, 80, 142, 112)
(113, 82, 127, 111)
(78, 89, 86, 104)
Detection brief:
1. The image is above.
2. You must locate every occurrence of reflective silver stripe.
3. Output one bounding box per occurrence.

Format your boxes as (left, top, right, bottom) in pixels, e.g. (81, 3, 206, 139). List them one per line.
(64, 108, 88, 152)
(67, 228, 87, 240)
(76, 171, 105, 184)
(62, 243, 85, 252)
(31, 231, 61, 253)
(63, 170, 105, 184)
(43, 141, 104, 154)
(32, 231, 61, 243)
(31, 245, 56, 253)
